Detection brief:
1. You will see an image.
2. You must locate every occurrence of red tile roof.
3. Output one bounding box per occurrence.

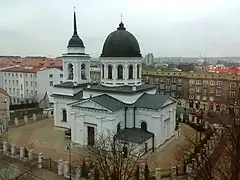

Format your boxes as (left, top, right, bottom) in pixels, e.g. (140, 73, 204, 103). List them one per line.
(0, 58, 62, 68)
(1, 66, 49, 73)
(211, 67, 240, 75)
(0, 88, 8, 96)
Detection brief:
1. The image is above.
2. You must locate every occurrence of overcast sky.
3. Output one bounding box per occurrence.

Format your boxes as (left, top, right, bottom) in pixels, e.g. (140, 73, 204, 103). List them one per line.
(1, 0, 240, 58)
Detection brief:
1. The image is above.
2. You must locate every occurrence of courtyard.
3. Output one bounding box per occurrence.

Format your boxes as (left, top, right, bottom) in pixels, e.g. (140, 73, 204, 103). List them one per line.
(3, 118, 197, 171)
(3, 119, 83, 162)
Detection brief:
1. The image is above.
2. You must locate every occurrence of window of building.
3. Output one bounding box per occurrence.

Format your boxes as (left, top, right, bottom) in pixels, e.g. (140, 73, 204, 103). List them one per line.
(31, 90, 33, 95)
(172, 78, 176, 83)
(137, 64, 140, 79)
(49, 74, 53, 78)
(4, 73, 6, 77)
(209, 80, 215, 85)
(107, 65, 113, 79)
(177, 78, 182, 84)
(117, 123, 121, 133)
(230, 91, 236, 98)
(17, 89, 19, 95)
(216, 89, 221, 96)
(166, 78, 170, 83)
(26, 89, 28, 96)
(141, 122, 147, 131)
(12, 73, 14, 77)
(13, 88, 15, 94)
(49, 81, 53, 86)
(67, 63, 74, 80)
(117, 65, 123, 80)
(16, 80, 19, 85)
(16, 73, 18, 77)
(9, 88, 11, 93)
(189, 79, 195, 85)
(31, 82, 33, 86)
(102, 65, 105, 79)
(60, 74, 63, 78)
(25, 81, 28, 86)
(8, 73, 10, 77)
(203, 80, 208, 85)
(62, 109, 67, 122)
(12, 80, 15, 85)
(20, 85, 23, 90)
(25, 74, 27, 77)
(20, 74, 22, 78)
(30, 74, 32, 78)
(8, 80, 10, 84)
(195, 87, 200, 93)
(35, 82, 37, 87)
(81, 63, 87, 80)
(60, 81, 63, 83)
(21, 94, 23, 98)
(189, 95, 194, 99)
(217, 81, 222, 86)
(230, 82, 236, 90)
(128, 65, 133, 79)
(4, 80, 7, 84)
(195, 80, 201, 85)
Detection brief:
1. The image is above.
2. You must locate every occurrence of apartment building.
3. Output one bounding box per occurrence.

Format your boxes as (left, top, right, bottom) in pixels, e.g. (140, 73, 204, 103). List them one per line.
(1, 67, 63, 104)
(142, 70, 240, 112)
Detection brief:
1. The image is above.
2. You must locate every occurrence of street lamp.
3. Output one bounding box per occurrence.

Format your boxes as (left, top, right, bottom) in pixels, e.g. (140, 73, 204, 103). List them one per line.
(66, 142, 72, 179)
(4, 100, 8, 140)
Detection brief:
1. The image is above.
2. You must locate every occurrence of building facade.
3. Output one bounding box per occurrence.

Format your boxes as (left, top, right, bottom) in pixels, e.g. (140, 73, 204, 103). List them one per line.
(142, 70, 240, 112)
(52, 11, 178, 153)
(1, 67, 63, 104)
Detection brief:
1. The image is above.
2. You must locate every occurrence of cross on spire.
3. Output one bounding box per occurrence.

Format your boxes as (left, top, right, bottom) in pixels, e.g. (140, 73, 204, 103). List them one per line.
(121, 14, 123, 22)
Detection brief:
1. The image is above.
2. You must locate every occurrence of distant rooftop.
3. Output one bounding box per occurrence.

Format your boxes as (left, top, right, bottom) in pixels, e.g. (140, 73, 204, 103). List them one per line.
(1, 66, 50, 73)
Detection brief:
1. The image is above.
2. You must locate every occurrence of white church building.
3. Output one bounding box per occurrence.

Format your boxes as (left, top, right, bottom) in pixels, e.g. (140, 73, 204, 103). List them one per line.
(52, 11, 178, 153)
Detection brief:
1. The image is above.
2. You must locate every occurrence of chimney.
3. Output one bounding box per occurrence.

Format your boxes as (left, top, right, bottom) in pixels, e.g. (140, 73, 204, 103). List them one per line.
(87, 84, 91, 88)
(73, 81, 78, 86)
(132, 86, 136, 91)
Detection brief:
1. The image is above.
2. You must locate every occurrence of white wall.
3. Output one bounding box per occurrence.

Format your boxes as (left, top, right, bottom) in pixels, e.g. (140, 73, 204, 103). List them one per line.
(53, 96, 77, 129)
(37, 68, 63, 102)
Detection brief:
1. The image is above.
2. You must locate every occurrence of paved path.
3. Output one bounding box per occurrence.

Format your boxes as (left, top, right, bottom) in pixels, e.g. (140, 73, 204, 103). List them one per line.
(146, 123, 196, 170)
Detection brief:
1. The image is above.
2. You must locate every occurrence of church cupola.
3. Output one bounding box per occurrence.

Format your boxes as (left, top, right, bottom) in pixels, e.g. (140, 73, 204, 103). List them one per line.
(67, 8, 85, 54)
(100, 20, 143, 87)
(61, 8, 91, 85)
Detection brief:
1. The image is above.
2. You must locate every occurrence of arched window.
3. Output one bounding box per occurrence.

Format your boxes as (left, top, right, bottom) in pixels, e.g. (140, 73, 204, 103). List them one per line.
(128, 65, 133, 79)
(67, 63, 73, 80)
(102, 64, 105, 78)
(108, 65, 113, 79)
(81, 63, 86, 80)
(141, 122, 147, 131)
(117, 65, 123, 79)
(62, 109, 67, 122)
(117, 123, 121, 133)
(137, 64, 140, 79)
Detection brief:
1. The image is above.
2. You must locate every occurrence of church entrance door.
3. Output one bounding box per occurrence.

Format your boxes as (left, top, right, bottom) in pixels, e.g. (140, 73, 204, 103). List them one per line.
(87, 126, 95, 146)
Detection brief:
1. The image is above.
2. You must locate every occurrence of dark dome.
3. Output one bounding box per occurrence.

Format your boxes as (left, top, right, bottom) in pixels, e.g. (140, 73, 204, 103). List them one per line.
(67, 34, 85, 48)
(101, 22, 141, 57)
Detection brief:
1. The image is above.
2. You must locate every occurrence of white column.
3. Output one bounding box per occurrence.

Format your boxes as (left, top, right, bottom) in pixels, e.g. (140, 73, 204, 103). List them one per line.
(38, 153, 44, 168)
(64, 161, 69, 177)
(58, 159, 64, 175)
(24, 115, 28, 124)
(3, 142, 8, 153)
(20, 147, 25, 159)
(11, 144, 16, 156)
(14, 118, 18, 126)
(28, 149, 33, 160)
(71, 112, 76, 143)
(32, 113, 36, 121)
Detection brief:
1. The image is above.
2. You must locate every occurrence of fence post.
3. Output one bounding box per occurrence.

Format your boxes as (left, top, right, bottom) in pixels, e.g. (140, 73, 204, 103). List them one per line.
(11, 144, 16, 157)
(38, 153, 44, 168)
(75, 167, 81, 179)
(64, 161, 69, 178)
(24, 115, 28, 124)
(170, 166, 177, 180)
(32, 113, 37, 121)
(20, 147, 25, 159)
(58, 159, 64, 176)
(155, 168, 162, 180)
(14, 118, 18, 126)
(28, 149, 33, 160)
(3, 141, 8, 153)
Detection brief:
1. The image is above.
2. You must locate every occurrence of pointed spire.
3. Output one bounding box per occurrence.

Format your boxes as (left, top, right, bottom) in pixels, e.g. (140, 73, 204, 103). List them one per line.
(73, 6, 78, 35)
(117, 14, 126, 30)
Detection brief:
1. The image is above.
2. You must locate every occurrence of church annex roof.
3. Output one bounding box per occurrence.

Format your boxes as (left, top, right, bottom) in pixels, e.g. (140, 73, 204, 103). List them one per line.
(114, 128, 154, 144)
(90, 94, 126, 111)
(51, 91, 83, 100)
(134, 93, 175, 110)
(54, 82, 89, 89)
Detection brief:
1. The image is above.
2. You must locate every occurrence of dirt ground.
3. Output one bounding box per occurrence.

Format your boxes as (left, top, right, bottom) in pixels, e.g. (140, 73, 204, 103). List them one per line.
(3, 119, 82, 162)
(146, 123, 196, 170)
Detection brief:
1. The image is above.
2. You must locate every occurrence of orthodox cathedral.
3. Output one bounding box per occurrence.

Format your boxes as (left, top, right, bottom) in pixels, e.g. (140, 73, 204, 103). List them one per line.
(52, 11, 178, 153)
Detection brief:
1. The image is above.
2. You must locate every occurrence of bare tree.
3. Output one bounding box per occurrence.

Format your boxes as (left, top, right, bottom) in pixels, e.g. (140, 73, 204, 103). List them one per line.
(84, 133, 142, 180)
(179, 109, 240, 180)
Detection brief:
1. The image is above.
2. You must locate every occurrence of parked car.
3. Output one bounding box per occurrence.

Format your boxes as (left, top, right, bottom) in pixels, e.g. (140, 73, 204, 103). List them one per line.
(64, 129, 71, 138)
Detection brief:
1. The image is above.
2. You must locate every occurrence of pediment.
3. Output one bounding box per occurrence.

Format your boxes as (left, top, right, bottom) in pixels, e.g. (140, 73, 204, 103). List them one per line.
(162, 98, 176, 107)
(72, 99, 111, 112)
